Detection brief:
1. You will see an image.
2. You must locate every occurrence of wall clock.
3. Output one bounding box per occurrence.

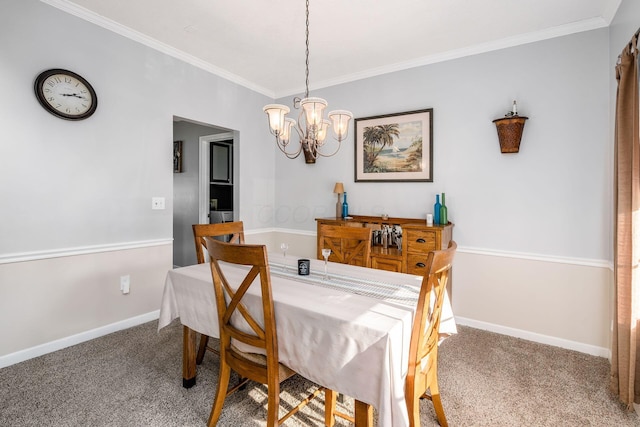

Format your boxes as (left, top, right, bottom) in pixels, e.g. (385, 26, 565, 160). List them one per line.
(34, 69, 97, 120)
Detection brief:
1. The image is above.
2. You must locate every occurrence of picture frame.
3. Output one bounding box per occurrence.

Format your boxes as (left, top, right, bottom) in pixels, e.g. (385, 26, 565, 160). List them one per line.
(354, 108, 433, 182)
(173, 140, 183, 173)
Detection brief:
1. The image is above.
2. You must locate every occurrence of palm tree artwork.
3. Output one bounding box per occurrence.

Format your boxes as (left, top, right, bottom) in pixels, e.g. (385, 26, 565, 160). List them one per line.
(362, 122, 423, 173)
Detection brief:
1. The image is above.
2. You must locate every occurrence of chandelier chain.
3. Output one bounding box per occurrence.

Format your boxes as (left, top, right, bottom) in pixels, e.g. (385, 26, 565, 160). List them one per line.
(262, 0, 352, 163)
(304, 0, 310, 98)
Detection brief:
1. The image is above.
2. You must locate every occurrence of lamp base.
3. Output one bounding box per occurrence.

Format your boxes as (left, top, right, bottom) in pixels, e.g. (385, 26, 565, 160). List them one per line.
(336, 195, 342, 218)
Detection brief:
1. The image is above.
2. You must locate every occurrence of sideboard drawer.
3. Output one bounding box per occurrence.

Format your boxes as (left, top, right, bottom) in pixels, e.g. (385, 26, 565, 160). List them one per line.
(371, 256, 403, 272)
(406, 230, 437, 253)
(406, 253, 430, 275)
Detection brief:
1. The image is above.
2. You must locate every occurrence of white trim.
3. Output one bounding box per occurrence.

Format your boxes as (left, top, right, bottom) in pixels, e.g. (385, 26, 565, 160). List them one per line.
(41, 0, 611, 100)
(456, 316, 610, 359)
(0, 310, 160, 369)
(198, 132, 239, 225)
(456, 246, 612, 269)
(245, 227, 277, 235)
(273, 228, 316, 237)
(0, 239, 173, 265)
(272, 227, 612, 269)
(40, 0, 274, 98)
(275, 17, 610, 97)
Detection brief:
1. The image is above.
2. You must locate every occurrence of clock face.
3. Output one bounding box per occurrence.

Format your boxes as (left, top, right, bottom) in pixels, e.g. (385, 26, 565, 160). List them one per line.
(34, 69, 97, 120)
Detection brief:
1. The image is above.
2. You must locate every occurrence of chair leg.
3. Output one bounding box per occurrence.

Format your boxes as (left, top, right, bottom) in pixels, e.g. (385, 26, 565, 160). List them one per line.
(196, 334, 209, 365)
(429, 380, 448, 427)
(207, 360, 231, 427)
(266, 379, 280, 427)
(324, 388, 337, 427)
(405, 389, 421, 427)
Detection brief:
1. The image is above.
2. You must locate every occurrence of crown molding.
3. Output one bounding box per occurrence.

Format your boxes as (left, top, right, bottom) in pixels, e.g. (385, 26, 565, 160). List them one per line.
(40, 0, 275, 98)
(41, 1, 616, 103)
(275, 17, 611, 98)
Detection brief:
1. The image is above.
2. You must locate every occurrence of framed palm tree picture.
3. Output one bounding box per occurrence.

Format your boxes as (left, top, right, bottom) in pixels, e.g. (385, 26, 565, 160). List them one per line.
(354, 109, 433, 182)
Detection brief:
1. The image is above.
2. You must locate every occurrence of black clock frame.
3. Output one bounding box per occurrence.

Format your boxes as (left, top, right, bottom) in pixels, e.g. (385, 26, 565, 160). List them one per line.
(34, 68, 98, 121)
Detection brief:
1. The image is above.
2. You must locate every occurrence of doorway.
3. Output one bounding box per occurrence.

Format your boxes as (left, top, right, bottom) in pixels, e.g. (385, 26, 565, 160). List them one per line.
(172, 117, 238, 267)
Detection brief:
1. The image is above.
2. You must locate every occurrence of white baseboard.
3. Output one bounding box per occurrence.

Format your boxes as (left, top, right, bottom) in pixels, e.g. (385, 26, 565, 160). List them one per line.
(456, 316, 611, 359)
(0, 310, 160, 369)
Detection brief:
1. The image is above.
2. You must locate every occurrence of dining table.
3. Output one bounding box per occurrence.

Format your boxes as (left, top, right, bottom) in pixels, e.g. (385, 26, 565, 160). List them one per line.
(158, 250, 456, 427)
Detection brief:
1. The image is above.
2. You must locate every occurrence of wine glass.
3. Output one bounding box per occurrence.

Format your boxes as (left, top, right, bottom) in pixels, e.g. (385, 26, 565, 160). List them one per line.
(280, 243, 289, 271)
(321, 248, 331, 280)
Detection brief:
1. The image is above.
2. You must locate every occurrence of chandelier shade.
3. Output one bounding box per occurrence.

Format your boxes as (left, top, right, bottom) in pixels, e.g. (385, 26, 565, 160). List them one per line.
(262, 0, 352, 163)
(263, 104, 290, 137)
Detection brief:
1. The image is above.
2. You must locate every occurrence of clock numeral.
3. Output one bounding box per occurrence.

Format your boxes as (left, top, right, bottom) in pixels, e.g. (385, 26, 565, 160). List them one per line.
(64, 77, 72, 83)
(65, 108, 71, 113)
(48, 96, 55, 102)
(44, 88, 51, 93)
(53, 77, 61, 83)
(47, 81, 55, 87)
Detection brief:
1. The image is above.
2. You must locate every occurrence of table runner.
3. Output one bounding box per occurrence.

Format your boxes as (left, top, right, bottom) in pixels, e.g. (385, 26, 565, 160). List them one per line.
(255, 261, 419, 307)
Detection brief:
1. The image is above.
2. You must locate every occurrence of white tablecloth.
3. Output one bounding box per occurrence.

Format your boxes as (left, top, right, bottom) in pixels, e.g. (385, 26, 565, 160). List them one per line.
(158, 252, 456, 427)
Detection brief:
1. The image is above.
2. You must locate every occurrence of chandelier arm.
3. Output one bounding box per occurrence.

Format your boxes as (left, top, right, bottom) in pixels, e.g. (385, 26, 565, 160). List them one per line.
(275, 137, 303, 159)
(313, 141, 342, 158)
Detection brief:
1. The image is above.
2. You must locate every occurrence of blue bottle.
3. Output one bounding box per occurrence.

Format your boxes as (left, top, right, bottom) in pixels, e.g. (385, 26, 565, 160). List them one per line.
(342, 192, 349, 218)
(433, 194, 441, 225)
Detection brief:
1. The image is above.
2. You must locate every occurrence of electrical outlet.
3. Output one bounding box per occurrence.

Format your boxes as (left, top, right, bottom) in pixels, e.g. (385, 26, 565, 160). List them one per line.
(120, 275, 130, 294)
(152, 197, 165, 210)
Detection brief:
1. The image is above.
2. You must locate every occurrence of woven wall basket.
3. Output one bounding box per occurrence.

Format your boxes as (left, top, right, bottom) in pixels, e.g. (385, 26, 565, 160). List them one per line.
(492, 116, 528, 153)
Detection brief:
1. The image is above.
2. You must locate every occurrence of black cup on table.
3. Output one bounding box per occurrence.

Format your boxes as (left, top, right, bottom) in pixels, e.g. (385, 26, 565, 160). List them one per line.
(297, 259, 310, 275)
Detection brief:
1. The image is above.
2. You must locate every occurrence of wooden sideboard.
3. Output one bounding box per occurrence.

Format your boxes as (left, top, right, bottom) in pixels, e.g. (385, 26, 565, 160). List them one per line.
(315, 215, 454, 275)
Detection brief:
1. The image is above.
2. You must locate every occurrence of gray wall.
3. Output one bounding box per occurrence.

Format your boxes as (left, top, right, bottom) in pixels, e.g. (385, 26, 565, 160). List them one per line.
(274, 28, 611, 264)
(0, 0, 275, 258)
(0, 0, 634, 361)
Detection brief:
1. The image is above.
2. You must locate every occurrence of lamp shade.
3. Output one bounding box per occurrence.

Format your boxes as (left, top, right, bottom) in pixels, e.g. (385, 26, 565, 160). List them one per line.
(328, 110, 353, 141)
(316, 119, 331, 144)
(263, 104, 290, 136)
(280, 118, 296, 144)
(333, 182, 344, 194)
(300, 97, 327, 127)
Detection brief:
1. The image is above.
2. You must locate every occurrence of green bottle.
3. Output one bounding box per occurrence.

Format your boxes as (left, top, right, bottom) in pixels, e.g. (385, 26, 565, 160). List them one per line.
(440, 193, 448, 225)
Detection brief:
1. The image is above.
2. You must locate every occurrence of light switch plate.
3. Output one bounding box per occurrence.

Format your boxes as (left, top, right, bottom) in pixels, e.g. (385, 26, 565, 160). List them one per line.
(120, 275, 130, 294)
(152, 197, 165, 210)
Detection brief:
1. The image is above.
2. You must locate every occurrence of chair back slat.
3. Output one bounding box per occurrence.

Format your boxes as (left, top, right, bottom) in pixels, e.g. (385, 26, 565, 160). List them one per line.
(204, 237, 277, 365)
(193, 222, 245, 264)
(319, 224, 372, 268)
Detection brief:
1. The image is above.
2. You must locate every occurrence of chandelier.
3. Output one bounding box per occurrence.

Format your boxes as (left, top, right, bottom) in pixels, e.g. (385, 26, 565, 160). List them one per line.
(263, 0, 353, 164)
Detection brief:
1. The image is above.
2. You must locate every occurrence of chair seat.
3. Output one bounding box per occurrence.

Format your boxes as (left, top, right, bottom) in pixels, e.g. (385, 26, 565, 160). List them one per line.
(231, 345, 296, 383)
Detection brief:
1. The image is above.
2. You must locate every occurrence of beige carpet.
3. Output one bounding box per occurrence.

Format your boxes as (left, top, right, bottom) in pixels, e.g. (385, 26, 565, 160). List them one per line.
(0, 321, 638, 426)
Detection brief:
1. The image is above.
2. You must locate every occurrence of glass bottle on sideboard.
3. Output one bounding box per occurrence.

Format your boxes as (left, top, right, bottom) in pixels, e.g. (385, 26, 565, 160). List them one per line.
(433, 194, 441, 225)
(440, 193, 448, 225)
(342, 192, 349, 218)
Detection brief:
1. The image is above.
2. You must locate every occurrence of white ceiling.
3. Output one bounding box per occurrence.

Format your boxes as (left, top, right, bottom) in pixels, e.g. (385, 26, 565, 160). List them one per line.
(46, 0, 621, 98)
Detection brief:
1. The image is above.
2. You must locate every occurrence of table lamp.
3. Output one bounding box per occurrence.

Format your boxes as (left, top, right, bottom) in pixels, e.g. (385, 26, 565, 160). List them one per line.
(333, 182, 344, 218)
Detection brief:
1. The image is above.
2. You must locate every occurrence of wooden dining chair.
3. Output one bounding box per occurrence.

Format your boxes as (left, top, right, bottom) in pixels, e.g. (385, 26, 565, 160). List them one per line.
(192, 222, 245, 364)
(324, 241, 457, 427)
(203, 237, 324, 426)
(193, 222, 245, 264)
(319, 224, 372, 268)
(405, 240, 457, 427)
